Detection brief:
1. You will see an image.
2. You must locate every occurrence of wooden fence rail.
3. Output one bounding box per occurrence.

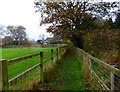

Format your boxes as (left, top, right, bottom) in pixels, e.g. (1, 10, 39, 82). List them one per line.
(8, 53, 40, 64)
(0, 47, 66, 91)
(77, 48, 120, 90)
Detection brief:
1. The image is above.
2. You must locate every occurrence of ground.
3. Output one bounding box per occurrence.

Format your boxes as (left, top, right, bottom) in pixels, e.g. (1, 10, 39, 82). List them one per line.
(31, 48, 89, 90)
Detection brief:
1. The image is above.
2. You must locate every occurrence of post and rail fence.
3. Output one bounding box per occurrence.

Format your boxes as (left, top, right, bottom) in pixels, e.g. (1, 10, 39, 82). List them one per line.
(0, 47, 66, 91)
(1, 46, 119, 91)
(77, 48, 120, 90)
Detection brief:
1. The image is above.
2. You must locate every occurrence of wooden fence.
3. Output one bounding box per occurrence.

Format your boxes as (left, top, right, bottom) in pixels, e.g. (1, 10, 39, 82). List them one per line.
(77, 48, 120, 90)
(0, 47, 66, 90)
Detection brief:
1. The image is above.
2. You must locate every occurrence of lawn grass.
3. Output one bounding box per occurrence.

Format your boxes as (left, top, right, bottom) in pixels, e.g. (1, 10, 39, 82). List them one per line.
(32, 47, 88, 90)
(1, 47, 56, 59)
(1, 47, 57, 80)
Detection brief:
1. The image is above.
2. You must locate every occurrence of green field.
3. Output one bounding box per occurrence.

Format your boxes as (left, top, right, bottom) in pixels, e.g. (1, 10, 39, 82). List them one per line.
(1, 47, 57, 80)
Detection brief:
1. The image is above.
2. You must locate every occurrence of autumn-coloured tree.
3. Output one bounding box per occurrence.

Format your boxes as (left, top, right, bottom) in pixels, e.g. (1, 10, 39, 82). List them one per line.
(114, 13, 120, 63)
(34, 1, 119, 48)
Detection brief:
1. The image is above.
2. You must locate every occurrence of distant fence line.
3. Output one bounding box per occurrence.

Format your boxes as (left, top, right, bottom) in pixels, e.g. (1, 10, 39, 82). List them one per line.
(0, 46, 66, 90)
(77, 48, 120, 90)
(1, 43, 66, 48)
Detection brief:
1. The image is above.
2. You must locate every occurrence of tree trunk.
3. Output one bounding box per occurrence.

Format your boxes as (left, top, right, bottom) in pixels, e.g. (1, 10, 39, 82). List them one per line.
(71, 35, 83, 49)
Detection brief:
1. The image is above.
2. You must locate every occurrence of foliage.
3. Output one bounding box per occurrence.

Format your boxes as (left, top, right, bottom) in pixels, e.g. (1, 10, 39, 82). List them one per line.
(83, 28, 119, 65)
(34, 1, 119, 65)
(34, 1, 118, 48)
(84, 29, 117, 51)
(93, 30, 117, 52)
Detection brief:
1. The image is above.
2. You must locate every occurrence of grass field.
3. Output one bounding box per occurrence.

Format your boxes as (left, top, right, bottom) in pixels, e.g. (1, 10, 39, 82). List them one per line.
(1, 47, 57, 80)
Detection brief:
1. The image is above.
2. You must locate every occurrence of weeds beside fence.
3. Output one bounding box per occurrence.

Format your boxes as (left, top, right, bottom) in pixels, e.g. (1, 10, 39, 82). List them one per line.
(0, 47, 66, 90)
(77, 48, 120, 90)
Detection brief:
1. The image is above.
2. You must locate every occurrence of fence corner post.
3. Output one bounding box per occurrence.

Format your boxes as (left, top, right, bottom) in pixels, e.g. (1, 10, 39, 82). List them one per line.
(0, 59, 8, 91)
(40, 52, 44, 84)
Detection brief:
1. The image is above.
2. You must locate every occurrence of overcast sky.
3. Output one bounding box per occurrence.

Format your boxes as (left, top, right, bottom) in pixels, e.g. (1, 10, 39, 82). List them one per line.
(0, 0, 51, 41)
(0, 0, 119, 40)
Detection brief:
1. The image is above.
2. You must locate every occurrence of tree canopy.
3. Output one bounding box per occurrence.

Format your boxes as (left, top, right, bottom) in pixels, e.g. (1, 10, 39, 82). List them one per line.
(34, 1, 119, 48)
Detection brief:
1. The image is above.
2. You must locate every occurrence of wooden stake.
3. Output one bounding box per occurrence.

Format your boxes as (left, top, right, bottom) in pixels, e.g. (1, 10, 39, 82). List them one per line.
(51, 49, 53, 62)
(40, 52, 44, 84)
(0, 59, 8, 90)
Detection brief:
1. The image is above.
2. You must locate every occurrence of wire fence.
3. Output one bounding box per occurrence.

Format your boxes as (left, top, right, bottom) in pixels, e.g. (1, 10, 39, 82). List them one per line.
(77, 48, 120, 90)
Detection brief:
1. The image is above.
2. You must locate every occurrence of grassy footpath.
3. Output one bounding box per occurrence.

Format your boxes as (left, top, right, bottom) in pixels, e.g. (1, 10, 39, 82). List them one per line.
(32, 48, 88, 90)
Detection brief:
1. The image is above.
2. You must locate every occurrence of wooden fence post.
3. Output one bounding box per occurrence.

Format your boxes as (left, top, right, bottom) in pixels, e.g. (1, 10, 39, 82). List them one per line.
(61, 47, 62, 54)
(40, 52, 44, 84)
(63, 47, 65, 53)
(110, 72, 114, 90)
(88, 58, 92, 81)
(0, 59, 8, 90)
(56, 48, 58, 60)
(51, 49, 53, 62)
(59, 47, 61, 55)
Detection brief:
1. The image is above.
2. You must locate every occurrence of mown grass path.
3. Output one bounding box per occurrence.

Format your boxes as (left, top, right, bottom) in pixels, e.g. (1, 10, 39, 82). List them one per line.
(35, 48, 88, 90)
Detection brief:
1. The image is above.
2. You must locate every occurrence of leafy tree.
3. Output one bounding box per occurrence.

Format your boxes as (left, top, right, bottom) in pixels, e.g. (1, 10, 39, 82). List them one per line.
(35, 1, 118, 48)
(114, 13, 120, 61)
(7, 25, 27, 45)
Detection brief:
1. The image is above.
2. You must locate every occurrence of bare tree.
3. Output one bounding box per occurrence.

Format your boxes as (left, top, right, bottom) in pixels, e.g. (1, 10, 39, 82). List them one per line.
(0, 25, 8, 38)
(7, 25, 27, 45)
